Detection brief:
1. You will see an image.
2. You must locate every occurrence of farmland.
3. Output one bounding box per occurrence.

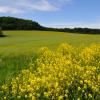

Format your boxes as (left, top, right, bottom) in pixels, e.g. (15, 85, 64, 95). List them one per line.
(0, 31, 100, 99)
(0, 31, 100, 55)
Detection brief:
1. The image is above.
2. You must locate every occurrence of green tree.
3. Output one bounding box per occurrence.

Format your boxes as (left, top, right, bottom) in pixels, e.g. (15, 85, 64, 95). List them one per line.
(0, 27, 4, 37)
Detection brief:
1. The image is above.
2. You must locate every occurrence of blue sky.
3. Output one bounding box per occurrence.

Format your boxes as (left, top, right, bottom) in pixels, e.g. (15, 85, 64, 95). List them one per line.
(0, 0, 100, 28)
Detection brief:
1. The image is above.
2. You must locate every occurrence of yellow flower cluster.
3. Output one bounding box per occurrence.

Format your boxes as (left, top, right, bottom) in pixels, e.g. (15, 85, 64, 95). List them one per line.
(0, 43, 100, 100)
(80, 44, 100, 66)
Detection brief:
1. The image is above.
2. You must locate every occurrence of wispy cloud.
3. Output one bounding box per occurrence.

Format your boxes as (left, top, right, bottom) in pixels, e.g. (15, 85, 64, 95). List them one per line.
(20, 0, 58, 11)
(45, 22, 100, 29)
(0, 0, 71, 14)
(0, 6, 23, 14)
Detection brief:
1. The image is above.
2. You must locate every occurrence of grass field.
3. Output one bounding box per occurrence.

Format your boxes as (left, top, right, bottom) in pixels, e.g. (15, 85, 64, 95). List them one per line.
(0, 31, 100, 56)
(0, 31, 100, 82)
(0, 31, 100, 99)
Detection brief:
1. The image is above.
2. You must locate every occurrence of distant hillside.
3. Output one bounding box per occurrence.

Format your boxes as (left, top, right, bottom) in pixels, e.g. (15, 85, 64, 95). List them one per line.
(0, 16, 100, 34)
(0, 17, 44, 30)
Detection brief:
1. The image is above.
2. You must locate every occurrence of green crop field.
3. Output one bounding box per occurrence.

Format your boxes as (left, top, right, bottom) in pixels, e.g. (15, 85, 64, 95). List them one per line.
(0, 31, 100, 82)
(0, 31, 100, 56)
(0, 31, 100, 99)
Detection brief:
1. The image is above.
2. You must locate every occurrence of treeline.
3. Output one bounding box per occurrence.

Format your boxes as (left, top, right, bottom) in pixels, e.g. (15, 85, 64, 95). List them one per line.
(44, 27, 100, 34)
(0, 16, 43, 30)
(0, 16, 100, 34)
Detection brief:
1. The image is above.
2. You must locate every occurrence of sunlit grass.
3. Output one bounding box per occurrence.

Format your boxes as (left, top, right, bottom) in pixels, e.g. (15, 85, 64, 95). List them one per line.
(0, 31, 100, 55)
(0, 31, 100, 93)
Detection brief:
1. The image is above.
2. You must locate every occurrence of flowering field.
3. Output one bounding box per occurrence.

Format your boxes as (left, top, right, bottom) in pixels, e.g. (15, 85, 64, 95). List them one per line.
(0, 43, 100, 100)
(0, 31, 100, 86)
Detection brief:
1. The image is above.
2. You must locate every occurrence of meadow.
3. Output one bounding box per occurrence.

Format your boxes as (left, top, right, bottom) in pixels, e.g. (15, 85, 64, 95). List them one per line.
(0, 31, 100, 55)
(0, 31, 100, 99)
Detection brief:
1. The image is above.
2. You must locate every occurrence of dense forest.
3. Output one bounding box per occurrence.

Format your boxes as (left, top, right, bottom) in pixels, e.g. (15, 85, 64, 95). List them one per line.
(0, 16, 100, 34)
(0, 17, 43, 30)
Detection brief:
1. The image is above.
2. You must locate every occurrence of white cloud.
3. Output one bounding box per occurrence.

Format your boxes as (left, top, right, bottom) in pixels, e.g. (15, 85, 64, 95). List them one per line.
(0, 6, 22, 14)
(21, 0, 58, 11)
(45, 22, 100, 29)
(34, 0, 59, 11)
(0, 0, 71, 14)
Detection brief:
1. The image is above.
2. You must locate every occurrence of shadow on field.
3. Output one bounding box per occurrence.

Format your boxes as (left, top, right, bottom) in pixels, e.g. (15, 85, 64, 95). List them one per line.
(65, 32, 100, 35)
(0, 34, 8, 38)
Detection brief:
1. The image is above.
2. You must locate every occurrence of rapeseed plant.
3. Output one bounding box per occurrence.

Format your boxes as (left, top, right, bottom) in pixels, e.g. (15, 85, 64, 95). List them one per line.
(0, 43, 100, 100)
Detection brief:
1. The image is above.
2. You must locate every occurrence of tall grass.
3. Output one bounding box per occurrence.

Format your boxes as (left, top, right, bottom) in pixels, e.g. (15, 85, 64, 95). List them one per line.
(0, 53, 37, 85)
